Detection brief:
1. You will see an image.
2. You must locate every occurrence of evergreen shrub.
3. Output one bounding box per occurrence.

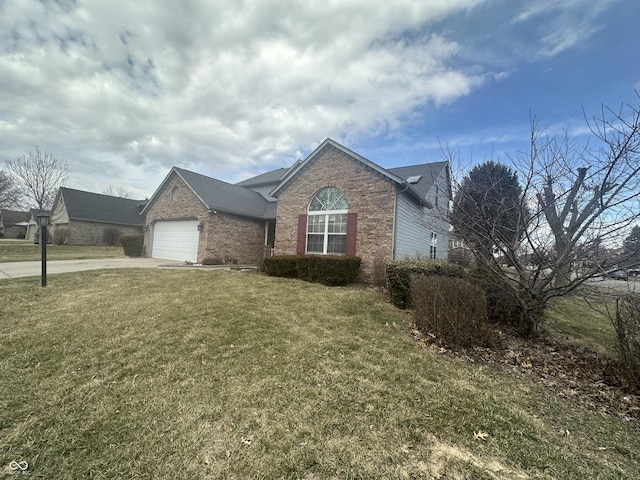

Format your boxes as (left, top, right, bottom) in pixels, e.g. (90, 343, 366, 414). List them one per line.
(263, 255, 361, 286)
(119, 234, 144, 257)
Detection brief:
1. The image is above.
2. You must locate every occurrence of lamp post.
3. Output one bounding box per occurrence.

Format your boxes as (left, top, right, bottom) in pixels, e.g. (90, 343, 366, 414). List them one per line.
(36, 212, 50, 287)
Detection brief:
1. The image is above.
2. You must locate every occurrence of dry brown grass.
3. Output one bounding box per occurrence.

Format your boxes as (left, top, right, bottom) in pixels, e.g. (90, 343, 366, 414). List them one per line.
(1, 269, 639, 478)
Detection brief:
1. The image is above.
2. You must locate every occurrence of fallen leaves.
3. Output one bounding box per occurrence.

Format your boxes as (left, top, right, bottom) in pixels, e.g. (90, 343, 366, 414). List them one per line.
(473, 430, 490, 441)
(411, 323, 640, 426)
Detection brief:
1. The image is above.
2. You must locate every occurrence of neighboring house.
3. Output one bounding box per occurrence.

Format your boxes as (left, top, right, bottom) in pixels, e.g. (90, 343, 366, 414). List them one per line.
(448, 235, 475, 266)
(142, 138, 451, 281)
(49, 188, 146, 245)
(25, 209, 51, 243)
(0, 210, 29, 238)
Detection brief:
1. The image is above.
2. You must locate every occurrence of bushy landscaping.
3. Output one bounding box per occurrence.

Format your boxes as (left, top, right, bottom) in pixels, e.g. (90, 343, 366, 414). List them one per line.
(411, 274, 496, 348)
(385, 259, 465, 309)
(263, 254, 361, 286)
(1, 269, 639, 478)
(118, 233, 144, 257)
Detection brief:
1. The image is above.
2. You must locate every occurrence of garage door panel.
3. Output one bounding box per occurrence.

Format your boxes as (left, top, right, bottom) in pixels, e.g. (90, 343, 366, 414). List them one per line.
(151, 220, 199, 263)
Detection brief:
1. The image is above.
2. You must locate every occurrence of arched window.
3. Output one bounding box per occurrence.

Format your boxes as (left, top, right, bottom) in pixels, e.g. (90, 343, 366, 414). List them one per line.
(306, 187, 348, 254)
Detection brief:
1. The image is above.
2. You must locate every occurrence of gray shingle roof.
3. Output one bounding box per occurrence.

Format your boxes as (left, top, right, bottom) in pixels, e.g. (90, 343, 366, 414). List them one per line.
(0, 210, 29, 225)
(388, 161, 449, 199)
(174, 168, 275, 219)
(58, 188, 145, 225)
(235, 167, 290, 188)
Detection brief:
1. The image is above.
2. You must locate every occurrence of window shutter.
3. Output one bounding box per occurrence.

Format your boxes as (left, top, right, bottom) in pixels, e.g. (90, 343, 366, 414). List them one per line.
(296, 214, 307, 254)
(345, 212, 357, 256)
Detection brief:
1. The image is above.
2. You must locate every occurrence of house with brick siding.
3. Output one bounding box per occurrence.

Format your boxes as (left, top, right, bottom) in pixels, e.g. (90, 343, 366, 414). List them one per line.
(49, 188, 146, 245)
(142, 139, 450, 281)
(0, 210, 29, 239)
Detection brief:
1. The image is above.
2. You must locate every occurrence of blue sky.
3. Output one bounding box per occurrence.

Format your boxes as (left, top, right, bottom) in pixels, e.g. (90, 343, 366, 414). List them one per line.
(1, 0, 638, 201)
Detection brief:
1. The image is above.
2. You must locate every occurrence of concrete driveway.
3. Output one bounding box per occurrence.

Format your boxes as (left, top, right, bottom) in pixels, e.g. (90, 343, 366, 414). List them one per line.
(0, 257, 168, 280)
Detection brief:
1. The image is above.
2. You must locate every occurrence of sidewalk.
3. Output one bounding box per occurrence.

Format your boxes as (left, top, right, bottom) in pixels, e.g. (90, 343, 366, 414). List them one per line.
(0, 258, 167, 279)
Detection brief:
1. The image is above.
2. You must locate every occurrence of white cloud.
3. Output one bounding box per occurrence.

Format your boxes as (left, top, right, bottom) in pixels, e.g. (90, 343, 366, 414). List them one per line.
(0, 0, 626, 199)
(512, 0, 620, 57)
(0, 0, 490, 195)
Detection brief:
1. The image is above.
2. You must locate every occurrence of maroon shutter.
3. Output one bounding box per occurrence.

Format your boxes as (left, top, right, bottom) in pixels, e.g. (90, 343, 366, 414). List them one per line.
(345, 212, 357, 256)
(296, 214, 307, 254)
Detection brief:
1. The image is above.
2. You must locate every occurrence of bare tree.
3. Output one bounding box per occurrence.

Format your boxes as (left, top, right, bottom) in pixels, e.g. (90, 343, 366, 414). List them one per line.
(451, 95, 640, 335)
(0, 169, 21, 209)
(103, 186, 134, 199)
(5, 147, 69, 210)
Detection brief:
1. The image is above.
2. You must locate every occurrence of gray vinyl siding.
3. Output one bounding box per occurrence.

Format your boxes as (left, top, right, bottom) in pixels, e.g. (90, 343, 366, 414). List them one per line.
(394, 170, 450, 261)
(394, 194, 431, 259)
(423, 169, 451, 261)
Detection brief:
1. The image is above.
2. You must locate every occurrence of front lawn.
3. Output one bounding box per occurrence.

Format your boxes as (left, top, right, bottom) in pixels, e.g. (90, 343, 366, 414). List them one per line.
(0, 242, 125, 262)
(1, 270, 639, 478)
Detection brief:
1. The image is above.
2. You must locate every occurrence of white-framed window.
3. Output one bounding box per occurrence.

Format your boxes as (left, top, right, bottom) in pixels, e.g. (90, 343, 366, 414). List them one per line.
(430, 232, 437, 259)
(453, 238, 463, 248)
(307, 187, 348, 255)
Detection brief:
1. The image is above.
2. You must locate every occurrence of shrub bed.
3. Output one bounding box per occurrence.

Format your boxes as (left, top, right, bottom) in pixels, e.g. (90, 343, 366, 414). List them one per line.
(119, 234, 144, 257)
(614, 295, 640, 392)
(53, 227, 70, 245)
(412, 275, 495, 348)
(263, 255, 361, 286)
(103, 227, 123, 246)
(386, 259, 465, 309)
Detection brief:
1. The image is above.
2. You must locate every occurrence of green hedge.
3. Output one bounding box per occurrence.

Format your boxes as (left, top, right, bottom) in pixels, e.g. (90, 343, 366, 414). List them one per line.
(386, 259, 465, 309)
(263, 255, 361, 286)
(119, 234, 144, 257)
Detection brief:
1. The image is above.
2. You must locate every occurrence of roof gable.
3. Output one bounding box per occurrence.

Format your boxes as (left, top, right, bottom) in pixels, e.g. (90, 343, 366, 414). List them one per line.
(143, 167, 275, 220)
(56, 188, 144, 225)
(270, 138, 444, 204)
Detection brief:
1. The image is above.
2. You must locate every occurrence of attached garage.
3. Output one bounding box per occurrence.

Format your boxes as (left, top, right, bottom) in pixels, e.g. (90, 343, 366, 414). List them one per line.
(151, 220, 200, 263)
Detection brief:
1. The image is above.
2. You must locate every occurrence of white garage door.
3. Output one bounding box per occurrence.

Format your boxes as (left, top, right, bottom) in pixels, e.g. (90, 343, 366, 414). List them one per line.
(151, 220, 199, 263)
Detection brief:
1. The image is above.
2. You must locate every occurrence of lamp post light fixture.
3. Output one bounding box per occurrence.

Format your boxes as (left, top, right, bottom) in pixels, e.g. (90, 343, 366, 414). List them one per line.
(36, 212, 50, 287)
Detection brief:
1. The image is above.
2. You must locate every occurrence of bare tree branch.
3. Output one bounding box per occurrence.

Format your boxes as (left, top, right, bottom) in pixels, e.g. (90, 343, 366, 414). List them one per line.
(450, 94, 640, 335)
(0, 169, 21, 209)
(5, 147, 69, 210)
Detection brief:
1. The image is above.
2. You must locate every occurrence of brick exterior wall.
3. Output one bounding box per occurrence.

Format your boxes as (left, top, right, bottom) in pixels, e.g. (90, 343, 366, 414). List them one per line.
(67, 221, 143, 245)
(275, 144, 396, 281)
(144, 174, 266, 264)
(204, 212, 266, 265)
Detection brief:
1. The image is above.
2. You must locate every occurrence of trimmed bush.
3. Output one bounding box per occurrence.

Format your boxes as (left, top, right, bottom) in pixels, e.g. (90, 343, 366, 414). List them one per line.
(262, 255, 299, 278)
(119, 234, 144, 257)
(296, 255, 361, 286)
(263, 255, 361, 286)
(614, 295, 640, 392)
(103, 227, 122, 246)
(386, 259, 465, 309)
(412, 275, 495, 348)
